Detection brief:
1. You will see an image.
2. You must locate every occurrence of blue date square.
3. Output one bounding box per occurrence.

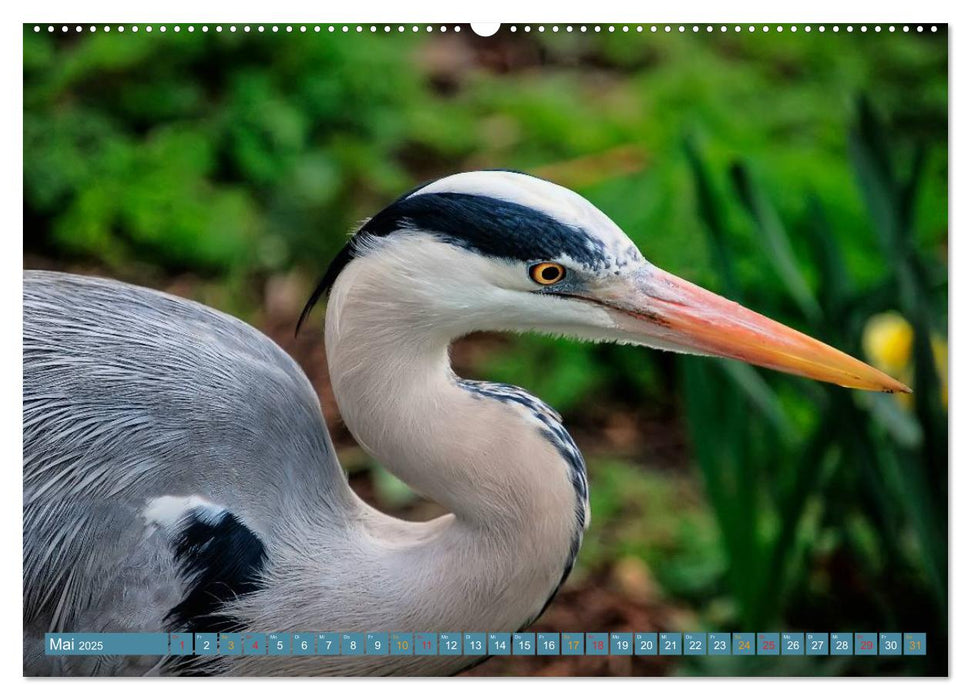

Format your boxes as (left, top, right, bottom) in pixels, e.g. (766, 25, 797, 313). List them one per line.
(561, 633, 584, 655)
(635, 633, 658, 655)
(268, 633, 290, 655)
(243, 633, 266, 655)
(414, 633, 437, 655)
(366, 632, 388, 655)
(684, 632, 706, 656)
(659, 632, 682, 655)
(219, 632, 242, 655)
(733, 632, 755, 655)
(194, 633, 217, 656)
(806, 632, 829, 655)
(880, 633, 902, 655)
(489, 633, 511, 655)
(856, 632, 879, 656)
(389, 632, 412, 655)
(292, 633, 315, 655)
(315, 633, 339, 655)
(781, 633, 804, 656)
(855, 633, 877, 656)
(610, 632, 633, 655)
(708, 633, 731, 656)
(830, 633, 853, 656)
(757, 632, 780, 655)
(464, 633, 487, 655)
(342, 633, 365, 655)
(537, 632, 560, 655)
(438, 632, 462, 655)
(513, 632, 535, 655)
(586, 633, 608, 656)
(169, 633, 192, 656)
(904, 633, 926, 656)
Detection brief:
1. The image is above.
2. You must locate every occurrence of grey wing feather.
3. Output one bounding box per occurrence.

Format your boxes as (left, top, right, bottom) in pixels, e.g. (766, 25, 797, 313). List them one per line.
(23, 271, 347, 672)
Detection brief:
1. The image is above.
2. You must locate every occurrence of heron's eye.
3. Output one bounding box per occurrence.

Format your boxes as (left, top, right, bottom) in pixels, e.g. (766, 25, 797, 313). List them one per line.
(529, 262, 566, 286)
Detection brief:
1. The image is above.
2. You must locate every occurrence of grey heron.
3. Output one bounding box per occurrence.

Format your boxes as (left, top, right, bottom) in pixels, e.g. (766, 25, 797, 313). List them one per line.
(23, 170, 908, 676)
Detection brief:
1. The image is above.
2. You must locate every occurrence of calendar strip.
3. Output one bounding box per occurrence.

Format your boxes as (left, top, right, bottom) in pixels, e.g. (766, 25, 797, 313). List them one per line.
(44, 631, 927, 657)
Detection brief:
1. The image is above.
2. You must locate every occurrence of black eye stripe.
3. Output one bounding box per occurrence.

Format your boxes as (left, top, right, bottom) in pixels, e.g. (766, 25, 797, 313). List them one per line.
(298, 189, 610, 333)
(374, 192, 606, 263)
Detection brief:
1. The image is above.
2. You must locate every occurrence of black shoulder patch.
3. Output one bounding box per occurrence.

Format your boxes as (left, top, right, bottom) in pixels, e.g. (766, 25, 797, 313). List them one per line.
(296, 187, 608, 333)
(165, 508, 267, 633)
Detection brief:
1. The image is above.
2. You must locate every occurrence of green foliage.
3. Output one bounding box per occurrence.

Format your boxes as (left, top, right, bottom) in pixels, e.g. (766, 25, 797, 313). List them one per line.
(24, 29, 434, 273)
(680, 98, 946, 672)
(581, 459, 723, 595)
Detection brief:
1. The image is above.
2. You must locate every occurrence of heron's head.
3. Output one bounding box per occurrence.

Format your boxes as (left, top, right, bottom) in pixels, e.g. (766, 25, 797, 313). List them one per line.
(303, 170, 908, 393)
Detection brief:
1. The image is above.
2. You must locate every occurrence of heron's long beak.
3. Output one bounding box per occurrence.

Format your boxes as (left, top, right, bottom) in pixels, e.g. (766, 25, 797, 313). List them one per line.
(594, 266, 910, 393)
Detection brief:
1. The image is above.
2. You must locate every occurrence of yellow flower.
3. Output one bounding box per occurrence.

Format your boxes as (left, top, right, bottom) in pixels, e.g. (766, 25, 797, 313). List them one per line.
(862, 311, 947, 410)
(933, 335, 948, 407)
(862, 312, 914, 376)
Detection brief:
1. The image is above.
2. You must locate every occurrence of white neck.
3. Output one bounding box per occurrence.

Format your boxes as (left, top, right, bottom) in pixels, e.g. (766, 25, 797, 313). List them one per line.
(321, 243, 586, 630)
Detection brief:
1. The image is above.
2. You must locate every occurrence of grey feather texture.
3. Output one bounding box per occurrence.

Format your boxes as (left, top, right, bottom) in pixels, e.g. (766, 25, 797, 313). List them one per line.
(23, 269, 586, 676)
(23, 271, 350, 674)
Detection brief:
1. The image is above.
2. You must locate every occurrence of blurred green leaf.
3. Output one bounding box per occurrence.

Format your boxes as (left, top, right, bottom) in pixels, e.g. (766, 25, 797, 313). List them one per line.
(717, 360, 795, 441)
(730, 163, 822, 322)
(371, 464, 420, 508)
(864, 394, 923, 449)
(682, 95, 946, 651)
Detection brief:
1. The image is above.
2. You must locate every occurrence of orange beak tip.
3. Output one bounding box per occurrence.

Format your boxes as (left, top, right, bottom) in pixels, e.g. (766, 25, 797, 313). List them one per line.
(616, 268, 919, 397)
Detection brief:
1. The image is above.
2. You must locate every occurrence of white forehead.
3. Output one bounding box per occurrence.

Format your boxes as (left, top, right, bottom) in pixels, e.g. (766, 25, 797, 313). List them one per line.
(412, 171, 643, 267)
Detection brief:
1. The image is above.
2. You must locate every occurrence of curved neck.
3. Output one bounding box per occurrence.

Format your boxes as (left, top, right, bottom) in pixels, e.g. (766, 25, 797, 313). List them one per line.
(324, 257, 583, 531)
(317, 253, 587, 631)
